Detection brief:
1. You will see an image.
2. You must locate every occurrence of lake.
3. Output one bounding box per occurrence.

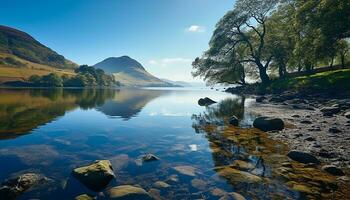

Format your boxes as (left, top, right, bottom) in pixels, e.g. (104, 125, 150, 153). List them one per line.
(0, 88, 342, 200)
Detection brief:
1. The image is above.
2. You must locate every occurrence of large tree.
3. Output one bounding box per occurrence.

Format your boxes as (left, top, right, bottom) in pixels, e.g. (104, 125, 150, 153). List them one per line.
(193, 0, 279, 84)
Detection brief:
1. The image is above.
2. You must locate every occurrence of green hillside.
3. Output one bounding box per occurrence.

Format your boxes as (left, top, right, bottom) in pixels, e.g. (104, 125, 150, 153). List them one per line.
(0, 25, 76, 69)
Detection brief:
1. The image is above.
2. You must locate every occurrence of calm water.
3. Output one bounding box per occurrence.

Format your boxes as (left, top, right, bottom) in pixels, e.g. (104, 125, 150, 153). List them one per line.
(0, 88, 342, 199)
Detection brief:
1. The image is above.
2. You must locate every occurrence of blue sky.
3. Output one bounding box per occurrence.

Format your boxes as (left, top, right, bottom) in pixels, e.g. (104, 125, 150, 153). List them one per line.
(0, 0, 234, 82)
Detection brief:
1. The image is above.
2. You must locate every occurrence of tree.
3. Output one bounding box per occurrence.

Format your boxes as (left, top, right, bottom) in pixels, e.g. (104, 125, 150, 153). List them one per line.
(41, 73, 63, 87)
(28, 75, 41, 85)
(337, 40, 350, 68)
(193, 0, 279, 84)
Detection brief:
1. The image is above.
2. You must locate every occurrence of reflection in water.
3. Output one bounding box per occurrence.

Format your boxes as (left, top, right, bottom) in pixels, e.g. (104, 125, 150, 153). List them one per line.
(0, 89, 163, 140)
(192, 98, 350, 199)
(0, 89, 349, 199)
(96, 89, 166, 120)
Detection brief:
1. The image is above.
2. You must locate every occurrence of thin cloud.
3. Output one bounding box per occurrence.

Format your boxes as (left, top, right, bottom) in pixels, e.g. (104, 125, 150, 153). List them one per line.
(149, 58, 192, 67)
(186, 25, 206, 33)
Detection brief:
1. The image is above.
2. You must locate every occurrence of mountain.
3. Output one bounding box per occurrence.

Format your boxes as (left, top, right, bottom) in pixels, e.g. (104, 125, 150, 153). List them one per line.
(94, 56, 174, 87)
(0, 25, 76, 69)
(161, 79, 206, 87)
(0, 25, 77, 83)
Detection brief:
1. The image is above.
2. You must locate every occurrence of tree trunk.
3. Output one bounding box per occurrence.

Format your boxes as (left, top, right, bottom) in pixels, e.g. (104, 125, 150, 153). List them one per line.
(330, 57, 334, 68)
(258, 65, 269, 84)
(341, 54, 345, 69)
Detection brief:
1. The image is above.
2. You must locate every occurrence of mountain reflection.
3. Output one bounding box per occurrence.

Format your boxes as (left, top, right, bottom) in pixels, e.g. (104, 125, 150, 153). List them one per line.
(0, 88, 164, 140)
(96, 89, 166, 120)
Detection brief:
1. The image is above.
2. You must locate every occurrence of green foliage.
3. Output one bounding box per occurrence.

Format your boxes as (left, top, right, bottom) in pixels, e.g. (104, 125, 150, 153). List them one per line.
(27, 65, 116, 87)
(193, 0, 350, 86)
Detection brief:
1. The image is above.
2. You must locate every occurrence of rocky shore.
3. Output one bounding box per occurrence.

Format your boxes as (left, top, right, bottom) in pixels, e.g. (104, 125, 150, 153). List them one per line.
(248, 91, 350, 171)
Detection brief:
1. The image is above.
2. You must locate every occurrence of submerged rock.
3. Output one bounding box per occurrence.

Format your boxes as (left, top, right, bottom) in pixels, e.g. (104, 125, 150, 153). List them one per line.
(198, 97, 217, 106)
(72, 160, 115, 191)
(217, 167, 262, 184)
(0, 173, 49, 200)
(231, 160, 254, 171)
(142, 154, 160, 162)
(287, 150, 320, 165)
(107, 185, 152, 200)
(173, 165, 196, 176)
(153, 181, 170, 189)
(75, 194, 95, 200)
(253, 117, 284, 131)
(219, 192, 246, 200)
(322, 165, 345, 176)
(190, 179, 207, 190)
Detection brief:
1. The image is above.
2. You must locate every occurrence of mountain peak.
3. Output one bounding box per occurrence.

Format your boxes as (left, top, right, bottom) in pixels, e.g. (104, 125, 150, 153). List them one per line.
(94, 56, 174, 87)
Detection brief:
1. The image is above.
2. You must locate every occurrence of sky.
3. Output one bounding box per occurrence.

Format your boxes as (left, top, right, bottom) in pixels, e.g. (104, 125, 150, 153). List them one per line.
(0, 0, 234, 82)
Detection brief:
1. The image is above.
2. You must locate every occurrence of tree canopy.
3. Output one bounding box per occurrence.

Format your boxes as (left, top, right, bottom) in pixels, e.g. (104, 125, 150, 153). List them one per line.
(192, 0, 350, 85)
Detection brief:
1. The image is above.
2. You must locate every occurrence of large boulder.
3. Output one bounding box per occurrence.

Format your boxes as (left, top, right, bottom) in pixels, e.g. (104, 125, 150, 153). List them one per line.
(287, 150, 320, 165)
(107, 185, 153, 200)
(253, 117, 284, 131)
(72, 160, 115, 191)
(0, 173, 49, 200)
(198, 97, 217, 106)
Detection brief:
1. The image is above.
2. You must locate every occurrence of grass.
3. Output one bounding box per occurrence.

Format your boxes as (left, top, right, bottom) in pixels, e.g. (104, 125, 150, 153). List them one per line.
(0, 53, 75, 83)
(265, 69, 350, 93)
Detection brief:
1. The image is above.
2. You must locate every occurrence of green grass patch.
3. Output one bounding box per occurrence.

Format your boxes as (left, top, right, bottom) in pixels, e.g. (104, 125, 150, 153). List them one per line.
(265, 69, 350, 93)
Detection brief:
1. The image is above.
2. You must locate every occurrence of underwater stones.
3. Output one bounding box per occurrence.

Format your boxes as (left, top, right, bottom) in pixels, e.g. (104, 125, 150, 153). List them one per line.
(142, 154, 160, 162)
(72, 160, 115, 191)
(110, 154, 130, 171)
(198, 97, 217, 106)
(190, 179, 207, 190)
(217, 167, 262, 184)
(287, 151, 320, 165)
(253, 117, 284, 131)
(321, 165, 345, 176)
(229, 116, 239, 126)
(210, 188, 227, 197)
(292, 184, 314, 194)
(219, 192, 246, 200)
(0, 173, 49, 200)
(107, 185, 152, 200)
(231, 160, 254, 171)
(75, 194, 95, 200)
(153, 181, 170, 189)
(173, 165, 196, 176)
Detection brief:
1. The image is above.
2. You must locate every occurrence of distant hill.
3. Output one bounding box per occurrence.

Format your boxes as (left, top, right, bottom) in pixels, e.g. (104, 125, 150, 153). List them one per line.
(94, 56, 174, 87)
(161, 79, 206, 87)
(0, 25, 77, 83)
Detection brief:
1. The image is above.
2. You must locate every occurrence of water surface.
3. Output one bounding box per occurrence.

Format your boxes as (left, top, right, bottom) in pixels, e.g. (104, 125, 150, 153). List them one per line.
(0, 88, 345, 199)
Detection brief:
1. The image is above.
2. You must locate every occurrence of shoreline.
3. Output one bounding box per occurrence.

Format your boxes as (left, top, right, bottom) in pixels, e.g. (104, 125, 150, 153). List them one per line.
(242, 92, 350, 171)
